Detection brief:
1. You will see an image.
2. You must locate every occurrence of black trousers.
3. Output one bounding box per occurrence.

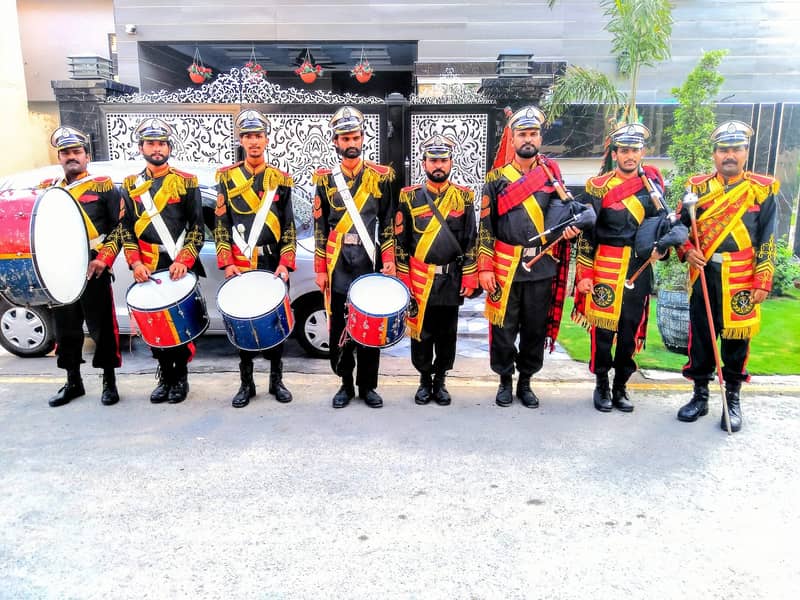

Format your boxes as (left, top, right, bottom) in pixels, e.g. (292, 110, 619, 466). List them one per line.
(682, 266, 750, 384)
(329, 290, 380, 390)
(590, 271, 650, 385)
(239, 344, 283, 366)
(490, 278, 552, 378)
(410, 304, 459, 376)
(53, 269, 121, 371)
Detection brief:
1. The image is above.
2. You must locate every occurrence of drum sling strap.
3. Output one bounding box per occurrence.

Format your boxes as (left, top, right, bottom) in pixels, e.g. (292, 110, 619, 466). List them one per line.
(227, 167, 278, 266)
(59, 175, 103, 246)
(134, 175, 185, 260)
(332, 166, 376, 264)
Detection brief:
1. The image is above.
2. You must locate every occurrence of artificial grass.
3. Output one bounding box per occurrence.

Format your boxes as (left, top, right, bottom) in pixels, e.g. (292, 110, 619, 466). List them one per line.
(557, 290, 800, 375)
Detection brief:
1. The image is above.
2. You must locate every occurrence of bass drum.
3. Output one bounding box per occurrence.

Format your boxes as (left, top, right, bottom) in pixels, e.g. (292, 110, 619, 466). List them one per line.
(0, 187, 89, 306)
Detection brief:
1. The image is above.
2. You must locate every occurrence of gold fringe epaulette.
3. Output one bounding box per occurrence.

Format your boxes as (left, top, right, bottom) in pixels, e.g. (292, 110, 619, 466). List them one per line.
(169, 167, 198, 188)
(123, 174, 138, 190)
(585, 172, 615, 197)
(687, 173, 714, 195)
(745, 172, 780, 202)
(364, 161, 395, 182)
(264, 166, 294, 189)
(485, 167, 504, 184)
(91, 176, 113, 193)
(37, 178, 56, 190)
(215, 162, 242, 184)
(312, 168, 331, 187)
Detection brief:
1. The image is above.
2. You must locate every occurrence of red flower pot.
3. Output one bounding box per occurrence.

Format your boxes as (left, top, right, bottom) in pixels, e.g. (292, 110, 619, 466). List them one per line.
(299, 71, 317, 84)
(189, 71, 205, 84)
(355, 71, 372, 84)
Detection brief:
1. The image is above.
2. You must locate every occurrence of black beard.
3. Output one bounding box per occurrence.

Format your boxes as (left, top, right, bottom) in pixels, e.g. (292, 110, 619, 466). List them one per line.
(426, 170, 449, 183)
(516, 146, 538, 159)
(338, 147, 362, 159)
(144, 154, 169, 166)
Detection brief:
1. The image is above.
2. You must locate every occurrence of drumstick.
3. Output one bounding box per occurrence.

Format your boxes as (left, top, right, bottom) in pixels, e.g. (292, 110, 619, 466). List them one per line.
(148, 276, 162, 285)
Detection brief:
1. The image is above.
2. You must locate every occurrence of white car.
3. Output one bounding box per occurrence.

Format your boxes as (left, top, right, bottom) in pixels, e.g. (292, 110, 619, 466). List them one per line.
(0, 161, 329, 359)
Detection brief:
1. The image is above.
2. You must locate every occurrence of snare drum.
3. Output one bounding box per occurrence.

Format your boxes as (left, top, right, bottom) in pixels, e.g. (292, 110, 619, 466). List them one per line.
(126, 270, 209, 348)
(0, 187, 89, 306)
(346, 273, 409, 348)
(217, 270, 294, 351)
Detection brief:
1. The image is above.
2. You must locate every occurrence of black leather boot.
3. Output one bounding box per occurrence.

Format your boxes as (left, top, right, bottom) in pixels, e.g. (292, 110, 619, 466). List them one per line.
(611, 377, 634, 412)
(168, 363, 189, 404)
(414, 372, 433, 405)
(433, 372, 451, 406)
(232, 360, 256, 408)
(100, 369, 120, 406)
(593, 373, 612, 412)
(677, 381, 709, 422)
(495, 375, 513, 407)
(268, 359, 292, 403)
(722, 381, 742, 433)
(360, 387, 383, 408)
(150, 362, 172, 404)
(332, 376, 355, 409)
(48, 368, 85, 407)
(516, 374, 539, 409)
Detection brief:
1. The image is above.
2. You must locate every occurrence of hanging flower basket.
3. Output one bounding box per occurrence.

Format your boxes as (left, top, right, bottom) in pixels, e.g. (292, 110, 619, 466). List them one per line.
(351, 60, 373, 84)
(244, 61, 267, 79)
(187, 48, 212, 84)
(295, 60, 322, 84)
(188, 63, 212, 83)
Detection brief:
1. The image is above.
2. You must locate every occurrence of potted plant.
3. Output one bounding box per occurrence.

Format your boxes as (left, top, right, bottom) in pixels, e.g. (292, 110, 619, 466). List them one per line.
(351, 59, 373, 84)
(188, 62, 212, 84)
(295, 60, 322, 84)
(244, 61, 267, 80)
(655, 49, 729, 354)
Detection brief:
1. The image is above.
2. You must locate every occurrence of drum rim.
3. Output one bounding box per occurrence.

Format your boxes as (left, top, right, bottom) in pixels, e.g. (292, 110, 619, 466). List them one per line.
(29, 187, 90, 305)
(347, 272, 410, 317)
(216, 269, 289, 321)
(125, 269, 199, 312)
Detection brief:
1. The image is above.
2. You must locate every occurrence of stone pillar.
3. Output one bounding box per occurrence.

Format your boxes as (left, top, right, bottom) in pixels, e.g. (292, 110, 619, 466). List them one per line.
(51, 79, 138, 161)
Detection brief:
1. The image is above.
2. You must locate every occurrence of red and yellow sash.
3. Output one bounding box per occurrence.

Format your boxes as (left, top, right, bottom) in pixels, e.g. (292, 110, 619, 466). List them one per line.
(497, 165, 546, 234)
(717, 248, 760, 339)
(576, 244, 631, 331)
(484, 239, 523, 326)
(61, 178, 102, 240)
(405, 256, 437, 340)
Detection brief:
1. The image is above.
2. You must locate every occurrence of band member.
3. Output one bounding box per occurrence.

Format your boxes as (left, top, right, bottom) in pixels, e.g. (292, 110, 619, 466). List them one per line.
(676, 120, 778, 432)
(574, 123, 673, 413)
(313, 106, 396, 409)
(478, 106, 590, 408)
(395, 134, 478, 406)
(117, 118, 205, 404)
(214, 110, 296, 408)
(42, 127, 123, 408)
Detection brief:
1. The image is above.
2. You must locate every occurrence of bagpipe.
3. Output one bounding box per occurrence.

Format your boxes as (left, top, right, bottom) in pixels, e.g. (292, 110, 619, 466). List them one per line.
(624, 168, 688, 289)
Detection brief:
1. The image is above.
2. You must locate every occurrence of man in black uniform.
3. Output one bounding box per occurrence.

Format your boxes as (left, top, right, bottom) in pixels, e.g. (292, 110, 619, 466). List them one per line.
(313, 106, 396, 409)
(42, 127, 123, 407)
(117, 118, 205, 404)
(676, 120, 778, 432)
(478, 106, 588, 408)
(214, 109, 296, 408)
(395, 134, 478, 406)
(574, 123, 671, 412)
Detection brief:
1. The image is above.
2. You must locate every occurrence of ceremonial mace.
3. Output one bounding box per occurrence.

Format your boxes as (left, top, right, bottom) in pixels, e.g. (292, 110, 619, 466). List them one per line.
(684, 191, 732, 435)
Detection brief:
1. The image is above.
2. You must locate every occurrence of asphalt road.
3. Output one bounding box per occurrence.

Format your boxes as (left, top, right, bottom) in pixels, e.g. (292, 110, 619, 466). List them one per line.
(1, 339, 798, 599)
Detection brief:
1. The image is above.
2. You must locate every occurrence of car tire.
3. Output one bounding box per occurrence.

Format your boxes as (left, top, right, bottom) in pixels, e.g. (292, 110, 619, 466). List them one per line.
(0, 300, 56, 358)
(292, 294, 330, 358)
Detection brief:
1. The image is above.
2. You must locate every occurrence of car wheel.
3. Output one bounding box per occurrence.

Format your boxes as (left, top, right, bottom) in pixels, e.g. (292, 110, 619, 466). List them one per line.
(0, 301, 56, 358)
(293, 295, 330, 358)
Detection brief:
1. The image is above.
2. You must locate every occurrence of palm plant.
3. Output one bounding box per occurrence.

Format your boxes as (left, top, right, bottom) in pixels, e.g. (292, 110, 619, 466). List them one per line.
(543, 0, 673, 124)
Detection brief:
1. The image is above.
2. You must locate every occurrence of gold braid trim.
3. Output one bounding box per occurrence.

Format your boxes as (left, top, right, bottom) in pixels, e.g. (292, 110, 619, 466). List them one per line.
(91, 178, 113, 193)
(264, 167, 294, 190)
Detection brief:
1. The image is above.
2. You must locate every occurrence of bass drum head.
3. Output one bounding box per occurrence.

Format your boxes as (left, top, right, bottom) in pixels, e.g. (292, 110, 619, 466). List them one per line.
(348, 274, 409, 316)
(126, 270, 198, 310)
(30, 187, 89, 305)
(217, 270, 287, 319)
